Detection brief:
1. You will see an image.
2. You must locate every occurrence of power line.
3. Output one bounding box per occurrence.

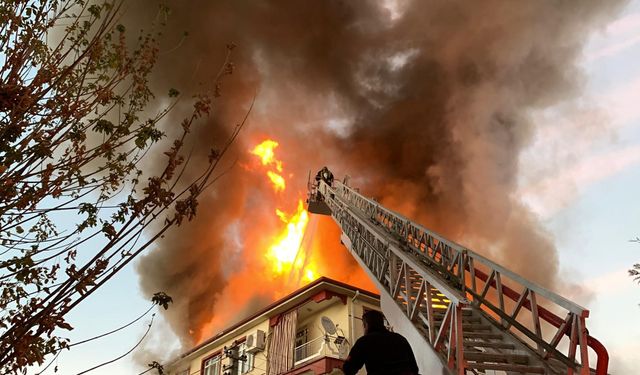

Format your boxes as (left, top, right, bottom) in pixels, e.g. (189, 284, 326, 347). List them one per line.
(74, 314, 156, 375)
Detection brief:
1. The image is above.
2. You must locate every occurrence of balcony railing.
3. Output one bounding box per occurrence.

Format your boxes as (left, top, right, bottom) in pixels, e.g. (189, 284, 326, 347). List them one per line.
(294, 336, 343, 366)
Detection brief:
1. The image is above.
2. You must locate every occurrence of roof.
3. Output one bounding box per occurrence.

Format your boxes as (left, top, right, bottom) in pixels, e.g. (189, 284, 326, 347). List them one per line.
(180, 276, 379, 359)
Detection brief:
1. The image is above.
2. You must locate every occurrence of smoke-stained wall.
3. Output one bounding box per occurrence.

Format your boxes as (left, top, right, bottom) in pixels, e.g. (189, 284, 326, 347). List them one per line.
(130, 0, 627, 348)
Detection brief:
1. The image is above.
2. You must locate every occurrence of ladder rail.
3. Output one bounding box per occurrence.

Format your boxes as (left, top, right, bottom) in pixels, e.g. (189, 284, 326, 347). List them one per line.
(323, 180, 587, 315)
(312, 178, 607, 374)
(327, 193, 470, 374)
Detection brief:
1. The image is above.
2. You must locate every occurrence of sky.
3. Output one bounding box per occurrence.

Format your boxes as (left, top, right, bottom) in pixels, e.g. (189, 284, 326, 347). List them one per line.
(518, 2, 640, 372)
(31, 2, 640, 374)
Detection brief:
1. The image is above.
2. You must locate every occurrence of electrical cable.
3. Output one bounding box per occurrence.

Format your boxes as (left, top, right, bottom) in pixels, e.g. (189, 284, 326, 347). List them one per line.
(74, 313, 155, 375)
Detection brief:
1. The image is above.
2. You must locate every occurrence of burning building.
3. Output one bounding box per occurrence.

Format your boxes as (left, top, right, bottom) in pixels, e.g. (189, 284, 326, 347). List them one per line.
(165, 278, 381, 375)
(130, 0, 627, 361)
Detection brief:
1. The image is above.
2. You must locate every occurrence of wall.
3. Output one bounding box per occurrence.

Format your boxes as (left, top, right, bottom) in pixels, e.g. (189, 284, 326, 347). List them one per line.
(349, 297, 380, 343)
(167, 285, 381, 375)
(295, 298, 350, 364)
(168, 318, 271, 375)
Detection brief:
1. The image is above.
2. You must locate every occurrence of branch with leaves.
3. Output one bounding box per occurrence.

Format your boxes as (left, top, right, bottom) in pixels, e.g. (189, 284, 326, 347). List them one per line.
(630, 237, 640, 285)
(0, 0, 246, 372)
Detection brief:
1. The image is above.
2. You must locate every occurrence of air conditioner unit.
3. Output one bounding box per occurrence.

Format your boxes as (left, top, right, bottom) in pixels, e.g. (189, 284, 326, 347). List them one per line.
(246, 330, 266, 353)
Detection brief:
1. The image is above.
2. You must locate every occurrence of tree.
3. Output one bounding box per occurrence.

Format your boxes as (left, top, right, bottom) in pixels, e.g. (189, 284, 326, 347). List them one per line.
(630, 264, 640, 283)
(630, 238, 640, 285)
(0, 1, 244, 372)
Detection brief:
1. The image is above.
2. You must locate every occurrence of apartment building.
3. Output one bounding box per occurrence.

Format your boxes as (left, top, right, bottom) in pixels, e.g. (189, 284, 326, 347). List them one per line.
(167, 277, 381, 375)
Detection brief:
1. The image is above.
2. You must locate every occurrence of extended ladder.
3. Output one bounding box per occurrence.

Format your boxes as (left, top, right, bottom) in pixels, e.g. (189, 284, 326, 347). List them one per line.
(307, 177, 607, 375)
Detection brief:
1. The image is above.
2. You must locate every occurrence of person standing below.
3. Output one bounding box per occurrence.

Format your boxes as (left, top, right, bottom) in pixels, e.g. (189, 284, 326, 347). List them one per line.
(343, 310, 420, 375)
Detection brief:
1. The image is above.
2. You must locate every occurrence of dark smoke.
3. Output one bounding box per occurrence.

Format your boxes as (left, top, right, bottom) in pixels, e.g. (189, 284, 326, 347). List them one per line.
(130, 0, 627, 349)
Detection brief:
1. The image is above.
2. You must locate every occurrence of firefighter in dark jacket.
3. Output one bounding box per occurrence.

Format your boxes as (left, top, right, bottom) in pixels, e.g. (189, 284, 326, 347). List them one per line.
(343, 310, 419, 375)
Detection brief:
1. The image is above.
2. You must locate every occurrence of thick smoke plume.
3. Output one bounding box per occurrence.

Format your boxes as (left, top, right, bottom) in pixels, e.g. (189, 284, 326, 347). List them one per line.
(130, 0, 627, 349)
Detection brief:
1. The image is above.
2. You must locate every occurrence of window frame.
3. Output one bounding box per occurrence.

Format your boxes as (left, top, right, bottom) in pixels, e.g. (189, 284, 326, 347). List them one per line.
(294, 326, 309, 361)
(237, 342, 254, 374)
(201, 351, 222, 375)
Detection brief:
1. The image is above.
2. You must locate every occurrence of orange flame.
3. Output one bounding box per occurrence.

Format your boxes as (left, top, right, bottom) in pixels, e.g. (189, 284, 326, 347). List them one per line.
(251, 140, 278, 167)
(189, 138, 378, 343)
(267, 200, 310, 274)
(251, 140, 286, 191)
(267, 171, 286, 192)
(249, 138, 317, 284)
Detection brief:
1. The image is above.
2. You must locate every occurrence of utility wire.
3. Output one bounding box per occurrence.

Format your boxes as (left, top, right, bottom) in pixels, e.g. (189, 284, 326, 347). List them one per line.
(36, 304, 155, 374)
(74, 313, 156, 375)
(70, 305, 155, 348)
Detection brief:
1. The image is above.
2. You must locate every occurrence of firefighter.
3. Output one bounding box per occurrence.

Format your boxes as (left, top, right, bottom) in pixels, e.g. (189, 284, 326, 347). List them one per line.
(342, 310, 419, 375)
(315, 166, 334, 186)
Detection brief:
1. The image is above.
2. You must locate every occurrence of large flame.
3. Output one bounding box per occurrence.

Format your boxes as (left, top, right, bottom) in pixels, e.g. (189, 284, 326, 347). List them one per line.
(250, 139, 317, 283)
(269, 201, 309, 273)
(195, 138, 376, 343)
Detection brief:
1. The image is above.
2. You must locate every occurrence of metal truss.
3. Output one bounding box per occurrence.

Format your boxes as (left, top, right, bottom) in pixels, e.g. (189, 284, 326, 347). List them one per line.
(310, 179, 607, 375)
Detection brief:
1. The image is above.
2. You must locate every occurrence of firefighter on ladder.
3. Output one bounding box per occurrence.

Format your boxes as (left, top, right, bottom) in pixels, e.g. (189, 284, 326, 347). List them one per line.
(315, 166, 334, 186)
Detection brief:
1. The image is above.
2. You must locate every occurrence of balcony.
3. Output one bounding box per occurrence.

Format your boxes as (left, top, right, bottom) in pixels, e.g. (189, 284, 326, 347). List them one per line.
(293, 335, 347, 366)
(278, 336, 344, 375)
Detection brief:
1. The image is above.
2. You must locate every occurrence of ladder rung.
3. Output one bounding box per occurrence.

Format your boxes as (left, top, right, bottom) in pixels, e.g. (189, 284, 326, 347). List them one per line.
(466, 363, 545, 374)
(464, 332, 503, 339)
(465, 352, 530, 365)
(464, 340, 516, 349)
(462, 323, 491, 331)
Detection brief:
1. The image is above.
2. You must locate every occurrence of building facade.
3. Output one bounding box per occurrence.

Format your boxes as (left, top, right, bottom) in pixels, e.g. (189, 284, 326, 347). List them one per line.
(167, 278, 381, 375)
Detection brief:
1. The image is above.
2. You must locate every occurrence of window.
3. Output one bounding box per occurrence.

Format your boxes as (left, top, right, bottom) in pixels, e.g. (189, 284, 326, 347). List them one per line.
(237, 342, 254, 374)
(294, 326, 309, 361)
(203, 355, 221, 375)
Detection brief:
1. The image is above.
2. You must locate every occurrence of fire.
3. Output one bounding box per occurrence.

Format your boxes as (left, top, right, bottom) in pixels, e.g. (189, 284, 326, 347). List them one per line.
(250, 139, 283, 171)
(304, 268, 317, 282)
(250, 138, 316, 283)
(267, 200, 309, 274)
(195, 138, 377, 342)
(251, 139, 285, 191)
(267, 171, 286, 191)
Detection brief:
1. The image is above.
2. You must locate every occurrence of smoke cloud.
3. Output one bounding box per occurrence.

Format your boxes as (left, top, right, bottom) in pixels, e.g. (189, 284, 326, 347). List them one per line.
(129, 0, 627, 349)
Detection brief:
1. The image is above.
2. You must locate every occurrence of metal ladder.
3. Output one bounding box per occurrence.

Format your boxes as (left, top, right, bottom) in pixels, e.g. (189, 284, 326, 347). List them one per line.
(307, 178, 608, 375)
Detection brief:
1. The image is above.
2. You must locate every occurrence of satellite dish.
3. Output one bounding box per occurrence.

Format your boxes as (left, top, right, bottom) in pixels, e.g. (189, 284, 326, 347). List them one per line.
(321, 316, 337, 335)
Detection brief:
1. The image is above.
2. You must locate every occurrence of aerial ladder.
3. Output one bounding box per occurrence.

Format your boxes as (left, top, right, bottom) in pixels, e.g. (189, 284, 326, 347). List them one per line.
(307, 169, 608, 375)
